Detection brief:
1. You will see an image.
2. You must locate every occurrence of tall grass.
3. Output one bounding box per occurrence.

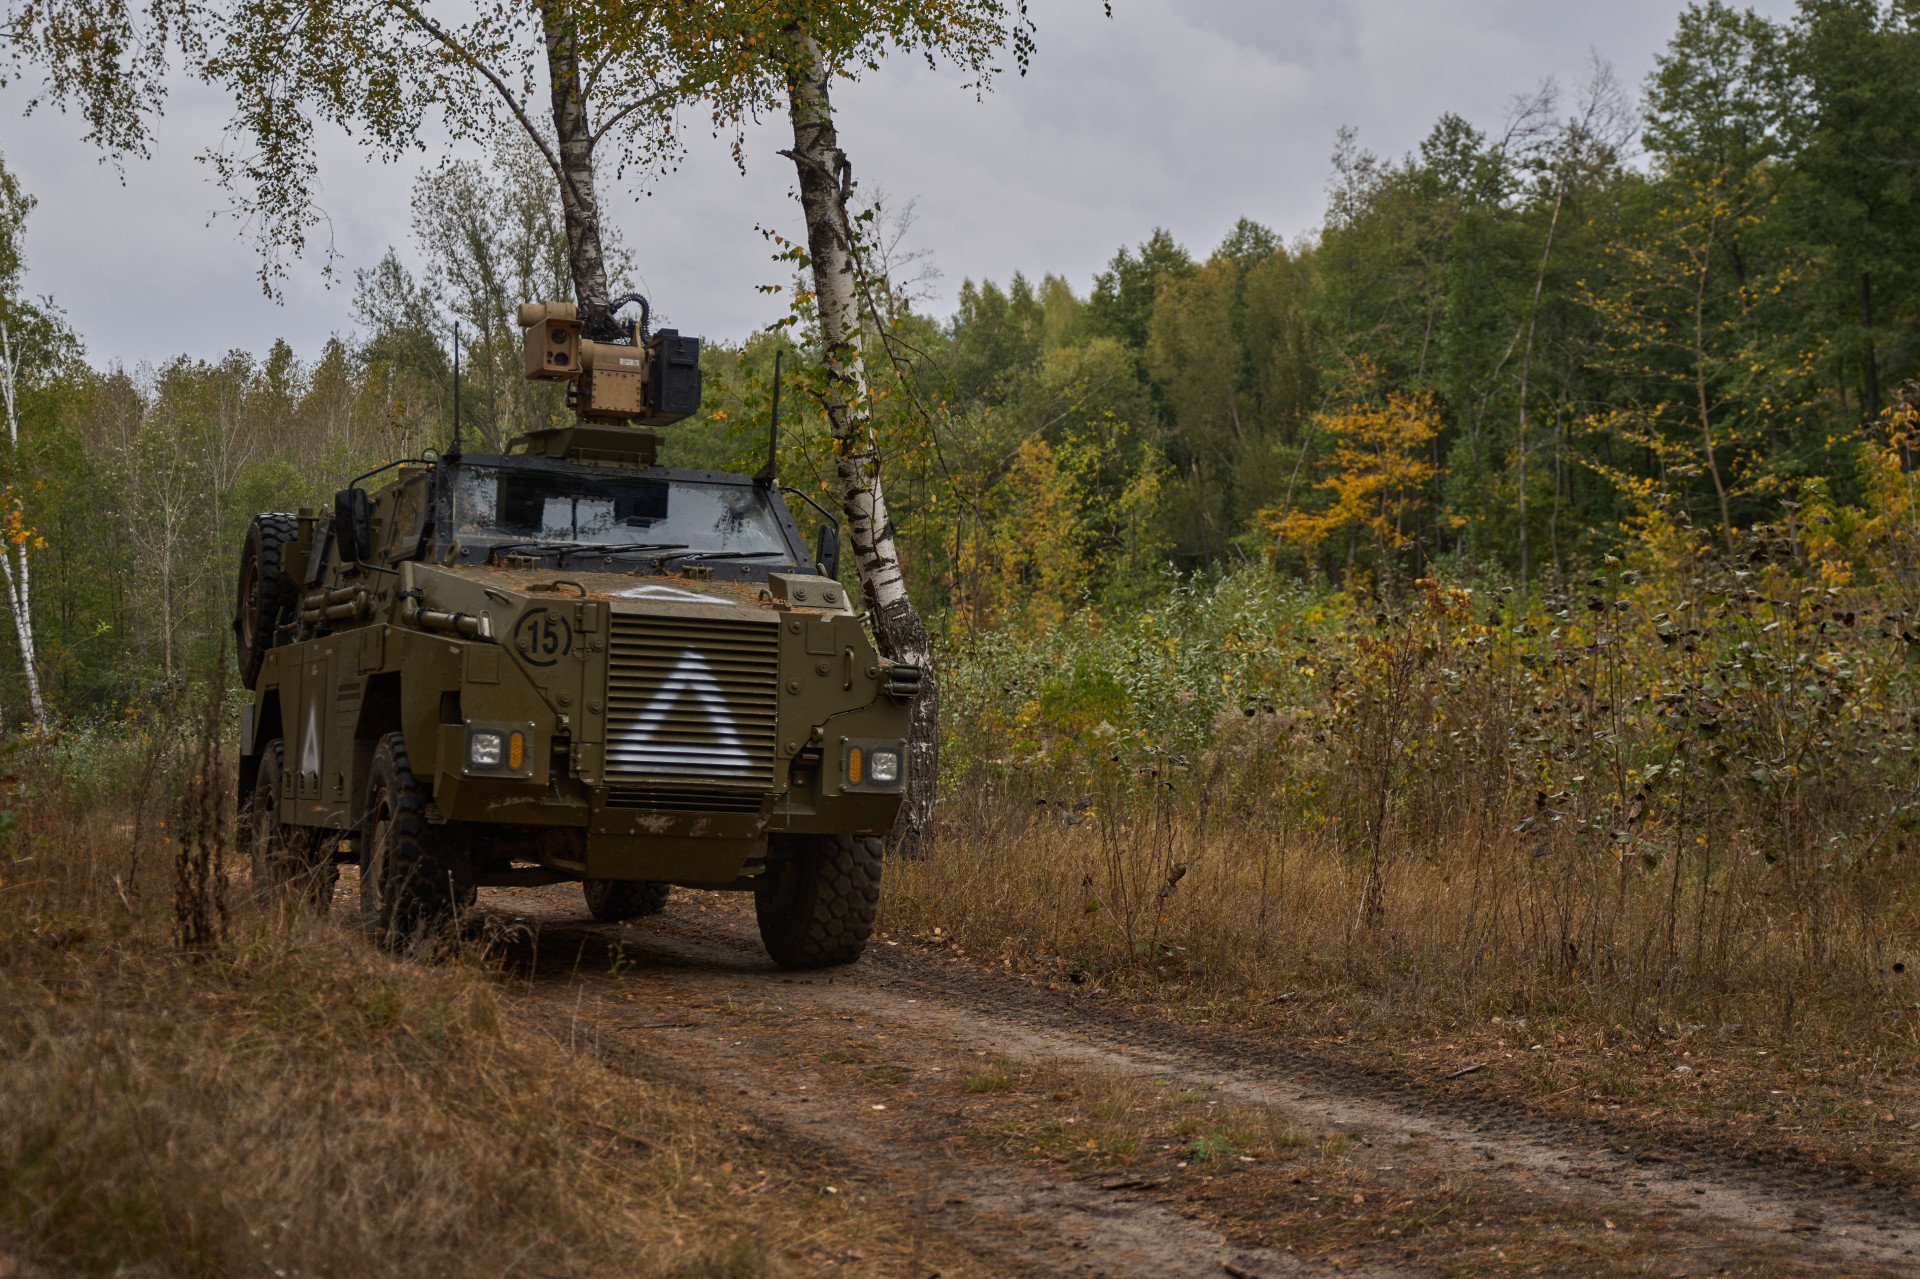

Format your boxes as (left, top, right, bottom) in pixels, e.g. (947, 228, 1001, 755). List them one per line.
(902, 515, 1920, 1055)
(0, 725, 844, 1277)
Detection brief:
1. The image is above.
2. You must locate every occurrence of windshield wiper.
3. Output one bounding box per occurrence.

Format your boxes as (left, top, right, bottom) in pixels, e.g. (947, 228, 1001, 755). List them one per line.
(664, 549, 790, 566)
(556, 541, 690, 565)
(481, 540, 692, 565)
(484, 540, 596, 561)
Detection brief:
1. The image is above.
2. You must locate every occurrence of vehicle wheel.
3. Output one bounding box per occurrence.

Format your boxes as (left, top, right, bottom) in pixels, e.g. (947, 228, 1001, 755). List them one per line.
(359, 731, 474, 949)
(235, 513, 300, 690)
(754, 833, 882, 970)
(582, 878, 671, 922)
(243, 738, 335, 912)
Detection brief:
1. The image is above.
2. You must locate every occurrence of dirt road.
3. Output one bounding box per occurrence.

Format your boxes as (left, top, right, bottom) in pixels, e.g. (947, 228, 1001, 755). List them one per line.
(484, 886, 1920, 1277)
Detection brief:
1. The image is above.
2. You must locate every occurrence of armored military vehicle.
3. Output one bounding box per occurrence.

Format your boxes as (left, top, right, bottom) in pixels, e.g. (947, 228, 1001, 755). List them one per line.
(233, 300, 918, 968)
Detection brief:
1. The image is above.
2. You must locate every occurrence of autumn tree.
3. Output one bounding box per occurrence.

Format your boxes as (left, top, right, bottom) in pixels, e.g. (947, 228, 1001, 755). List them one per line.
(1148, 260, 1243, 487)
(939, 330, 1161, 630)
(954, 436, 1090, 632)
(1645, 0, 1788, 289)
(1260, 362, 1439, 582)
(1085, 229, 1194, 351)
(1582, 168, 1815, 550)
(417, 140, 567, 436)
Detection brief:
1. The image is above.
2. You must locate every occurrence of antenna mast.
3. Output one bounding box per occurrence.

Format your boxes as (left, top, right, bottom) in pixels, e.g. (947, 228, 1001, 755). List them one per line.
(449, 320, 464, 461)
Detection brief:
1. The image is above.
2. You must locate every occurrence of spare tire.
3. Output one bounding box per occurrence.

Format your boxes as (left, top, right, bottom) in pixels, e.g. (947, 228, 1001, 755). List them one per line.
(235, 513, 300, 689)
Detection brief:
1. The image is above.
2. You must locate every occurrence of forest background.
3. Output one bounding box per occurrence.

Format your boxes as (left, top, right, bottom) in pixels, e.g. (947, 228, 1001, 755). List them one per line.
(2, 0, 1916, 718)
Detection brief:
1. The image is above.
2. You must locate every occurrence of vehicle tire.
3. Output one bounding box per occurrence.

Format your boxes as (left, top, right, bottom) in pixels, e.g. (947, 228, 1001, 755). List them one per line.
(359, 731, 474, 950)
(582, 878, 671, 922)
(243, 738, 335, 912)
(754, 833, 882, 970)
(235, 513, 300, 690)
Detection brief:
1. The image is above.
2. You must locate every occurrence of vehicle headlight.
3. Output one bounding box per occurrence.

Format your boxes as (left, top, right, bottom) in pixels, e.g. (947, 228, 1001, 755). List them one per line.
(843, 739, 906, 790)
(468, 730, 504, 768)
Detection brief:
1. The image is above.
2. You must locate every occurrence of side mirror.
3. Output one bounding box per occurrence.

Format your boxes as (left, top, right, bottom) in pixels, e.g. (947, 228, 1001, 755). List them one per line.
(813, 522, 841, 581)
(334, 488, 373, 564)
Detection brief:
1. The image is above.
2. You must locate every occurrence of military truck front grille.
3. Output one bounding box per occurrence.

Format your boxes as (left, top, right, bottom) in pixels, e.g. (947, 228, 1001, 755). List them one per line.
(603, 612, 780, 789)
(603, 784, 765, 814)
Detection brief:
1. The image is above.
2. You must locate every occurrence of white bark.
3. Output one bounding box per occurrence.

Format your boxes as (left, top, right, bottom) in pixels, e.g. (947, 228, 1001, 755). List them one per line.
(390, 0, 612, 327)
(784, 27, 939, 856)
(0, 321, 46, 727)
(537, 0, 612, 324)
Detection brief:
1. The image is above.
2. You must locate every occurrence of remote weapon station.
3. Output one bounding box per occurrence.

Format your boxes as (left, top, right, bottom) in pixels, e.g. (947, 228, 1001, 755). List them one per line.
(232, 300, 917, 967)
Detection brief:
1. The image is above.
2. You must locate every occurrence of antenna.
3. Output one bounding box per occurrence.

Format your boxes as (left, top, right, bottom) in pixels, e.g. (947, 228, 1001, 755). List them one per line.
(756, 347, 783, 486)
(449, 320, 464, 462)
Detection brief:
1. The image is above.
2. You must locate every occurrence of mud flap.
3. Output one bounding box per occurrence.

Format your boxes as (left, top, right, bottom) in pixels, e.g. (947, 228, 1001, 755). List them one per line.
(236, 704, 260, 809)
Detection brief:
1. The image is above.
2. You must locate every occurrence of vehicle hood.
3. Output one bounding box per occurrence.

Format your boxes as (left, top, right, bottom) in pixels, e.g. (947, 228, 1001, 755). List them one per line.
(411, 562, 855, 619)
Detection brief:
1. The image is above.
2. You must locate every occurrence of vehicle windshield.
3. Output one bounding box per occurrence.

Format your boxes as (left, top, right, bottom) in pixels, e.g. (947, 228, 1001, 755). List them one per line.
(451, 465, 794, 561)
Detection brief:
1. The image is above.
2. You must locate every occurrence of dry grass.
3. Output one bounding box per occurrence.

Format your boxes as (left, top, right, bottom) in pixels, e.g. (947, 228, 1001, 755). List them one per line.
(0, 753, 894, 1279)
(888, 794, 1920, 1054)
(885, 767, 1920, 1184)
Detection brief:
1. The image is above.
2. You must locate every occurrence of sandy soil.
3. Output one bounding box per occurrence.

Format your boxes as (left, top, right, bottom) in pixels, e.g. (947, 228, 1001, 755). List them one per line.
(481, 885, 1920, 1278)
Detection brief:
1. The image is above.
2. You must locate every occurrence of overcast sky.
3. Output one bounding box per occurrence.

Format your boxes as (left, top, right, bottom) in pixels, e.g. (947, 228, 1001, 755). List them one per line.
(0, 0, 1799, 369)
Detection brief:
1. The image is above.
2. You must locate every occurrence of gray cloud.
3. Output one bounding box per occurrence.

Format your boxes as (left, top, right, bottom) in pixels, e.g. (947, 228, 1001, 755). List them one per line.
(0, 0, 1797, 367)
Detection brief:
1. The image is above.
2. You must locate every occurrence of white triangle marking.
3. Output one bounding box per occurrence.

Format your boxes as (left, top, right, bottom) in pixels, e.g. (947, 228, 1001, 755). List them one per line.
(609, 649, 753, 778)
(299, 690, 323, 776)
(612, 583, 715, 603)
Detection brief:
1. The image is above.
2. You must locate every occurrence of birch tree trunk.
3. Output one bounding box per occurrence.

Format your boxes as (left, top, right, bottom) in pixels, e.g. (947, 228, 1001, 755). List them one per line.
(0, 321, 46, 727)
(784, 26, 940, 857)
(537, 0, 613, 325)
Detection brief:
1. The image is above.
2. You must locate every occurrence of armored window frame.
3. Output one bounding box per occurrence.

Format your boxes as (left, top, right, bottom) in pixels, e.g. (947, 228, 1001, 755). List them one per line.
(426, 454, 813, 572)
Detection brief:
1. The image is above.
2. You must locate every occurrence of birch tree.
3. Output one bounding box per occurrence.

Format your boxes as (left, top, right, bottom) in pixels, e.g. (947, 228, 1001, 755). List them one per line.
(760, 6, 1047, 855)
(632, 3, 1042, 854)
(0, 323, 47, 727)
(0, 160, 46, 727)
(782, 23, 942, 854)
(2, 0, 707, 324)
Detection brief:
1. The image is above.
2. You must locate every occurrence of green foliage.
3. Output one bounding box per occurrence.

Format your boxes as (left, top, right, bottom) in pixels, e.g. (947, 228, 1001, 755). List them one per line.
(941, 493, 1920, 997)
(941, 568, 1320, 779)
(1084, 229, 1194, 352)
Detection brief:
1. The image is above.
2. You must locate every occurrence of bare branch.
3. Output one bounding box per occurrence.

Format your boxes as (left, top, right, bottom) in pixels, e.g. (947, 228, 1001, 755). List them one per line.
(587, 82, 683, 147)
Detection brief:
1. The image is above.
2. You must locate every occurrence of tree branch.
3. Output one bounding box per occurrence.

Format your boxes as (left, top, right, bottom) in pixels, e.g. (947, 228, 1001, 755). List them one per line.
(587, 82, 683, 147)
(380, 0, 571, 197)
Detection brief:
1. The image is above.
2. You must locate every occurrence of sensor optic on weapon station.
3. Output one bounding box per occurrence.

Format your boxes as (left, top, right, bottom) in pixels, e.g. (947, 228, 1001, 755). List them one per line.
(515, 300, 702, 465)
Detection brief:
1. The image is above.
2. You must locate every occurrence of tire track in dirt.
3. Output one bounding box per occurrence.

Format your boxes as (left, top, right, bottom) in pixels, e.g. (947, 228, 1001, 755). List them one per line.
(505, 896, 1314, 1278)
(588, 1013, 1315, 1279)
(491, 887, 1920, 1275)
